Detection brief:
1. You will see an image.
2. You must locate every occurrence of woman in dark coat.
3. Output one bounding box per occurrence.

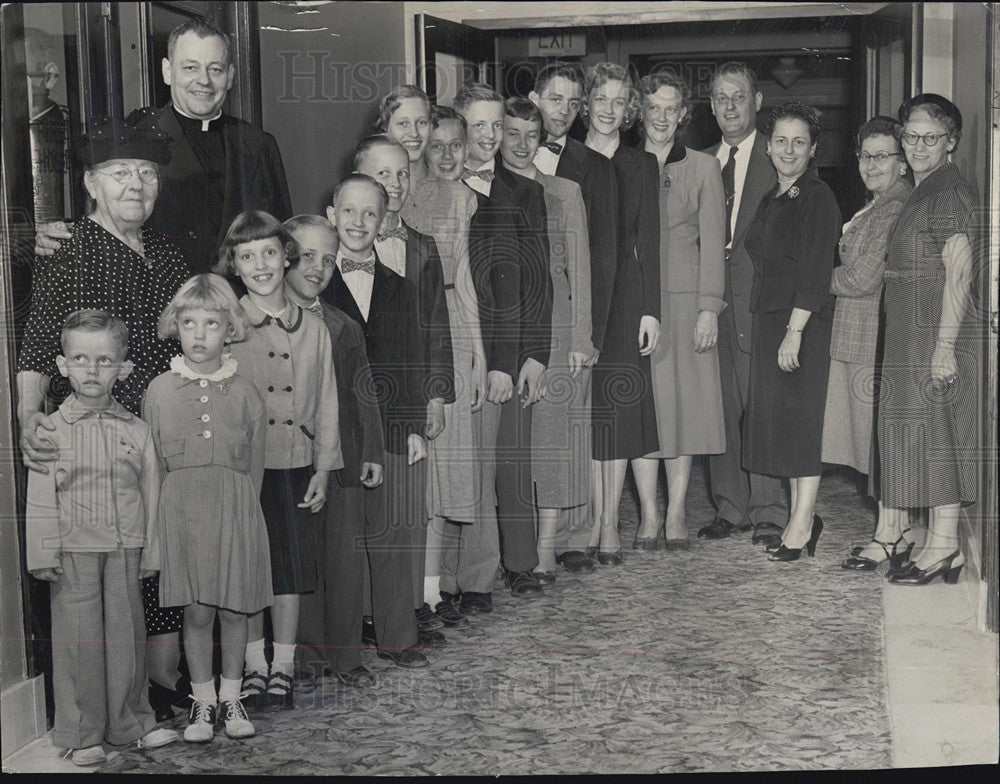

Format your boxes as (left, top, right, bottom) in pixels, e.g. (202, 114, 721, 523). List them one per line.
(583, 62, 661, 564)
(742, 103, 841, 562)
(876, 94, 980, 586)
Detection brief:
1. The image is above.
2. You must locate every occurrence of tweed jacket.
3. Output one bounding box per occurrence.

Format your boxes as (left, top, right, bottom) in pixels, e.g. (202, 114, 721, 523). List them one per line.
(830, 178, 911, 364)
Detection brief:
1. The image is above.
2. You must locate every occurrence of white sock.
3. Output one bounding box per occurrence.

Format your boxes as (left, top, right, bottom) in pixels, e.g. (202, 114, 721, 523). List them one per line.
(271, 642, 295, 675)
(191, 679, 217, 706)
(423, 575, 441, 607)
(218, 676, 242, 704)
(244, 638, 267, 675)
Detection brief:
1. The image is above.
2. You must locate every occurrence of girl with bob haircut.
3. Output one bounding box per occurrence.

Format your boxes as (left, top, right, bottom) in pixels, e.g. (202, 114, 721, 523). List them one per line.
(215, 209, 299, 277)
(157, 273, 250, 343)
(144, 272, 270, 742)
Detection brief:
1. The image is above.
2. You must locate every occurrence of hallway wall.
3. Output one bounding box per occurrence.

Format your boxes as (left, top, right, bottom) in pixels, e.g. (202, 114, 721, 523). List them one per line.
(258, 1, 407, 216)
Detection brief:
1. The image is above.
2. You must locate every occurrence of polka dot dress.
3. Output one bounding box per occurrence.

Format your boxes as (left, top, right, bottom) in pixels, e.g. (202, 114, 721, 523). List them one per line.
(20, 216, 190, 633)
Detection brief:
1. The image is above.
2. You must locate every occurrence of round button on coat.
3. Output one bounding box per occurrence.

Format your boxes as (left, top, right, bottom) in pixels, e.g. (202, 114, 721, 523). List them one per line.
(201, 413, 210, 422)
(202, 430, 212, 439)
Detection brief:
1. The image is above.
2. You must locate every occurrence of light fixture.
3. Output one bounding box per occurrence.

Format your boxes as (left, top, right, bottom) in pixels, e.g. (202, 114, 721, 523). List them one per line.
(771, 57, 803, 89)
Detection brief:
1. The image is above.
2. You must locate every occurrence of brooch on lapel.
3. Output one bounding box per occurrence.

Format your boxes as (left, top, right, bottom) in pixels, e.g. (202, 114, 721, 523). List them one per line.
(119, 437, 138, 456)
(787, 185, 800, 199)
(661, 171, 672, 189)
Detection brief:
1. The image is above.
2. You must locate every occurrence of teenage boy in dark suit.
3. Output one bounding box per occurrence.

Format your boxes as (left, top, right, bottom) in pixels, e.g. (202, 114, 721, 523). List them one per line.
(321, 174, 444, 668)
(452, 85, 554, 603)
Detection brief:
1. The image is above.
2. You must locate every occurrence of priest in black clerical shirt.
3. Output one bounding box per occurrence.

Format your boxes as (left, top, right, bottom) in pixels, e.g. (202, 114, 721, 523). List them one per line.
(35, 18, 291, 274)
(127, 19, 291, 272)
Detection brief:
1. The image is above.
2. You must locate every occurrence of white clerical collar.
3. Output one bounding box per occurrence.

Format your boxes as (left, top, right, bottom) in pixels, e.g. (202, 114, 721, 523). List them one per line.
(173, 104, 223, 131)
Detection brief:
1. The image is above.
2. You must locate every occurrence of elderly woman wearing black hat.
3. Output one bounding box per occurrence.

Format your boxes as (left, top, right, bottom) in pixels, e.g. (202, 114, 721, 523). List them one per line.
(17, 117, 192, 718)
(872, 94, 980, 586)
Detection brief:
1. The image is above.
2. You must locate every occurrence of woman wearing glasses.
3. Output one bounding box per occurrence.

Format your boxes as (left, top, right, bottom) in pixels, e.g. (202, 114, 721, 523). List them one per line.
(17, 118, 192, 720)
(828, 118, 913, 571)
(742, 102, 841, 563)
(873, 94, 980, 586)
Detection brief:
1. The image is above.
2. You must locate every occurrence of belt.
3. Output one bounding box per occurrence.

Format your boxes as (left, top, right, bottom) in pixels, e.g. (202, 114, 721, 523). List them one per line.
(883, 269, 946, 280)
(444, 283, 455, 290)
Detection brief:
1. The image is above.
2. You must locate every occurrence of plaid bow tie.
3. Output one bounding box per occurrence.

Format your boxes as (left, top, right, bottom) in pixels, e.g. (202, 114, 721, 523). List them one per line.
(541, 141, 563, 154)
(307, 301, 324, 318)
(462, 167, 496, 182)
(377, 226, 408, 242)
(341, 257, 375, 275)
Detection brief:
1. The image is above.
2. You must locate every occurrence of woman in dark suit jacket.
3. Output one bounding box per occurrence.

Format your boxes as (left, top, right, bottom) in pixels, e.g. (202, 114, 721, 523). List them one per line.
(742, 102, 841, 562)
(583, 62, 661, 565)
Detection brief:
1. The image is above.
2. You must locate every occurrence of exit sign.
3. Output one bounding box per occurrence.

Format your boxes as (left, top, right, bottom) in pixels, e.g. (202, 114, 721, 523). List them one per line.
(528, 32, 585, 57)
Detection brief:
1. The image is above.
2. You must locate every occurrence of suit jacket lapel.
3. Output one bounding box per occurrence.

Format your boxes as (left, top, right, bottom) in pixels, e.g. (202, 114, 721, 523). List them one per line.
(732, 132, 776, 247)
(556, 138, 584, 183)
(368, 255, 399, 330)
(403, 222, 423, 281)
(330, 268, 366, 325)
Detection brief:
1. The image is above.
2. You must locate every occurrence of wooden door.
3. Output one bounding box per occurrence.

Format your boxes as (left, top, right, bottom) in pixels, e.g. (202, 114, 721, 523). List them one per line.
(416, 14, 497, 103)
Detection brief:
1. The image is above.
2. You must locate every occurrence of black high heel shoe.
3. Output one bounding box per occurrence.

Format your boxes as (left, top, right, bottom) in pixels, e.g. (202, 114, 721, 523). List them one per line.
(843, 528, 914, 572)
(889, 550, 964, 585)
(768, 515, 823, 562)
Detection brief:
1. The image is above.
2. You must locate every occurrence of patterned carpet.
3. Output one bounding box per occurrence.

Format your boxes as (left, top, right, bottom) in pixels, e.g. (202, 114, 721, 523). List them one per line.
(102, 462, 892, 775)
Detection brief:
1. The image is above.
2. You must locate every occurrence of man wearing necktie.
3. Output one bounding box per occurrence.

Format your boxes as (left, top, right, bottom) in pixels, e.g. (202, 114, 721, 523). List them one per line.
(529, 62, 618, 575)
(701, 62, 786, 546)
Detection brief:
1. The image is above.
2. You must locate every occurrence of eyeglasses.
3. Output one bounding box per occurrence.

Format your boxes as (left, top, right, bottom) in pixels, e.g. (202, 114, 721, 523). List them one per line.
(96, 166, 159, 184)
(856, 151, 901, 164)
(900, 132, 950, 147)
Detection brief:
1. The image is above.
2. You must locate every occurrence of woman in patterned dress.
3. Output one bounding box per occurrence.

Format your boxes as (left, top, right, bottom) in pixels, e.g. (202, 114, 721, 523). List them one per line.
(16, 118, 191, 719)
(876, 95, 980, 586)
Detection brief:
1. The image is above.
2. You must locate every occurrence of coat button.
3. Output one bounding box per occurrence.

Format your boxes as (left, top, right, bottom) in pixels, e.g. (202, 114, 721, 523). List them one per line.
(268, 386, 275, 392)
(200, 395, 208, 403)
(285, 419, 293, 425)
(201, 414, 210, 422)
(268, 351, 275, 358)
(202, 430, 212, 439)
(199, 379, 208, 387)
(269, 418, 275, 425)
(284, 386, 292, 392)
(281, 353, 290, 359)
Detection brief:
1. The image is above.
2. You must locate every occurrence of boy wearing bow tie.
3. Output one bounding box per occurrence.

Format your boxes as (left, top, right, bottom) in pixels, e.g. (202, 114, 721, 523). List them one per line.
(320, 174, 443, 668)
(353, 135, 461, 641)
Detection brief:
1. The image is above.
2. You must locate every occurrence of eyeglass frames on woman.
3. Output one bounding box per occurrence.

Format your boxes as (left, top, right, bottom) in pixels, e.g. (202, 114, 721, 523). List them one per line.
(900, 132, 950, 147)
(855, 151, 902, 164)
(96, 166, 160, 184)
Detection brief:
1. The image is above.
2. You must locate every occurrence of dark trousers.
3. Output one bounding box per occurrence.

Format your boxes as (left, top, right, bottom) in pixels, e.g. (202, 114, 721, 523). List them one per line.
(708, 304, 786, 526)
(298, 479, 367, 674)
(495, 395, 538, 573)
(364, 451, 424, 650)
